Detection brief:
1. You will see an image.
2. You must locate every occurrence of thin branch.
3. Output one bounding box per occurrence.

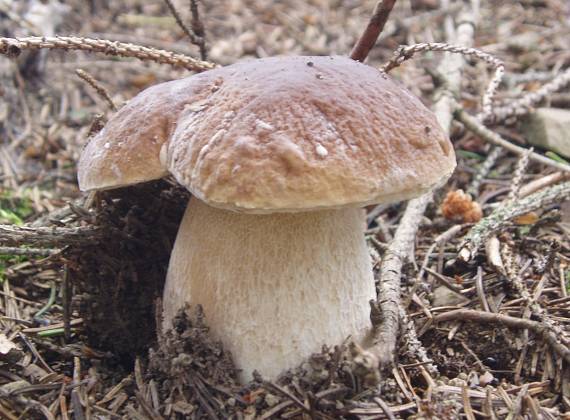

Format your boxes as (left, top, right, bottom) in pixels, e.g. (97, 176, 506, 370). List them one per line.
(0, 36, 216, 72)
(190, 0, 207, 60)
(433, 309, 570, 364)
(0, 246, 58, 256)
(0, 224, 101, 248)
(506, 147, 533, 203)
(381, 42, 504, 119)
(466, 147, 502, 196)
(489, 67, 570, 123)
(455, 107, 570, 173)
(75, 69, 117, 111)
(367, 193, 432, 368)
(350, 0, 397, 62)
(163, 0, 207, 60)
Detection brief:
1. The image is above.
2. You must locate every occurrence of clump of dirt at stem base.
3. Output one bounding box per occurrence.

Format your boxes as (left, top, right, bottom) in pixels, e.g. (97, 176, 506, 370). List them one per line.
(68, 179, 188, 363)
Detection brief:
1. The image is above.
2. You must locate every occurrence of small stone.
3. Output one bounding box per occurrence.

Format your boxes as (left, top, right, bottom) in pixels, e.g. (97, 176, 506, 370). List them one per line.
(432, 286, 469, 307)
(506, 32, 543, 53)
(0, 380, 31, 394)
(23, 364, 49, 383)
(479, 371, 495, 387)
(264, 393, 279, 407)
(238, 31, 257, 55)
(172, 401, 194, 415)
(521, 108, 570, 158)
(0, 334, 18, 355)
(448, 377, 467, 387)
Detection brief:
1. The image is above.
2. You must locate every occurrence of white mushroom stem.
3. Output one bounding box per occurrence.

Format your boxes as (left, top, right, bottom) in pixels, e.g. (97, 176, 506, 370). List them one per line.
(163, 198, 376, 382)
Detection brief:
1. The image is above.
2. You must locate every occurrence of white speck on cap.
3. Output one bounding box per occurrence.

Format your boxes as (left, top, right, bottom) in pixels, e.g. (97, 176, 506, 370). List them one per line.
(256, 119, 274, 131)
(315, 143, 328, 158)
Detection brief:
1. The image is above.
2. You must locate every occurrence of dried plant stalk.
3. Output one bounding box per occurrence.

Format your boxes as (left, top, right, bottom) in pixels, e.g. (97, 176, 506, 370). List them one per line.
(76, 69, 117, 111)
(455, 108, 570, 173)
(490, 67, 570, 123)
(0, 36, 216, 72)
(163, 0, 207, 60)
(381, 42, 504, 118)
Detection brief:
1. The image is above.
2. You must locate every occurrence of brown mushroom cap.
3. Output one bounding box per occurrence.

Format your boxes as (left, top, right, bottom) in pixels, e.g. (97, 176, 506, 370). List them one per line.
(78, 55, 455, 212)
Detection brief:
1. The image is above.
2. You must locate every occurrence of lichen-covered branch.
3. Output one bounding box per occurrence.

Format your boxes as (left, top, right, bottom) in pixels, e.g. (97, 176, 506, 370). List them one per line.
(458, 181, 570, 261)
(367, 192, 432, 368)
(0, 246, 58, 256)
(399, 306, 437, 375)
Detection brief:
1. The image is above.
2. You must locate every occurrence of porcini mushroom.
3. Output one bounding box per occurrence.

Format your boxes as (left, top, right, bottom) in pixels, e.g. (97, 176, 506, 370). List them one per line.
(78, 55, 456, 381)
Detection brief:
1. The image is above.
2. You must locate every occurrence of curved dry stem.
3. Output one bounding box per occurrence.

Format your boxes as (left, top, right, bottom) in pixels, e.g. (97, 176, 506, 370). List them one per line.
(381, 42, 504, 119)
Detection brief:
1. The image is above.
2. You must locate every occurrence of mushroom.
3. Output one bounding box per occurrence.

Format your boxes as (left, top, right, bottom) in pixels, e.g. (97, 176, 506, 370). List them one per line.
(78, 55, 456, 381)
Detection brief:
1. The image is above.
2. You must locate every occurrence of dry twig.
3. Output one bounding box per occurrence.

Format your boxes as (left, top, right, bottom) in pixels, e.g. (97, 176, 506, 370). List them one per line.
(490, 67, 570, 123)
(0, 224, 100, 248)
(381, 42, 504, 119)
(163, 0, 207, 60)
(455, 108, 570, 173)
(350, 0, 397, 62)
(190, 0, 207, 60)
(0, 36, 216, 72)
(368, 193, 432, 368)
(75, 69, 117, 111)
